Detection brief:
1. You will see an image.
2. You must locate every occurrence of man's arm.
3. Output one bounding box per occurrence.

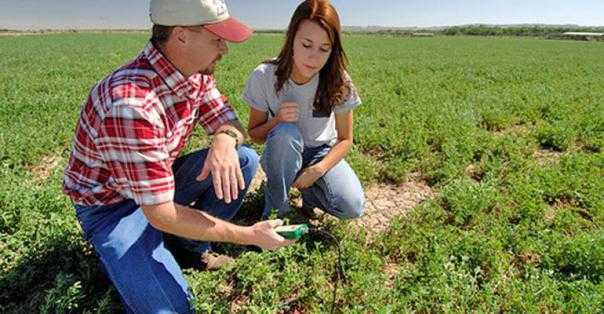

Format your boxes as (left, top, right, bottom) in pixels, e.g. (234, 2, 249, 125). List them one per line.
(142, 201, 292, 250)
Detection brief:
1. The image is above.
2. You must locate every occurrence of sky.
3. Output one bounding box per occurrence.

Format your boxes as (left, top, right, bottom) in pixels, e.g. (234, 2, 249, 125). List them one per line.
(0, 0, 603, 30)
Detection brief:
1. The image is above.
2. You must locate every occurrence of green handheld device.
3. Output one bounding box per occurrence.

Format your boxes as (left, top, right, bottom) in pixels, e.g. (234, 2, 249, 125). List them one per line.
(274, 224, 309, 240)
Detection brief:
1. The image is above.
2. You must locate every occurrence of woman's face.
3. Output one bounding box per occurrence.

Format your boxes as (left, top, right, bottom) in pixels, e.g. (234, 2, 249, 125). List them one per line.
(291, 19, 333, 84)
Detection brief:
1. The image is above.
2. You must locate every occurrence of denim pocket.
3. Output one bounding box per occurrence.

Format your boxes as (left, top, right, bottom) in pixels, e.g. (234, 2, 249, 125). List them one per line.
(74, 201, 130, 241)
(75, 204, 101, 240)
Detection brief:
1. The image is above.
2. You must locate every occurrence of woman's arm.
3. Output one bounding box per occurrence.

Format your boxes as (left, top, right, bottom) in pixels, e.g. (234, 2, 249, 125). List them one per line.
(317, 110, 354, 170)
(247, 103, 300, 144)
(247, 108, 277, 144)
(292, 110, 354, 189)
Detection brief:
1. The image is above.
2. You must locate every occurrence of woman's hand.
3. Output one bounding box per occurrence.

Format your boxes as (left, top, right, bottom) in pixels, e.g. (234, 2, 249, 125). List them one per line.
(277, 102, 299, 122)
(292, 164, 325, 189)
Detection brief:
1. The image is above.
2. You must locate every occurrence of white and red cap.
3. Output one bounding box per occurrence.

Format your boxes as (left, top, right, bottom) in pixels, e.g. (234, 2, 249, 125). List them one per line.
(150, 0, 252, 43)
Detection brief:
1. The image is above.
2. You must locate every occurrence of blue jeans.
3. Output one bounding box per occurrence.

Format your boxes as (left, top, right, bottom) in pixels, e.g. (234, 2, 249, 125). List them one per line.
(74, 146, 258, 313)
(261, 123, 365, 218)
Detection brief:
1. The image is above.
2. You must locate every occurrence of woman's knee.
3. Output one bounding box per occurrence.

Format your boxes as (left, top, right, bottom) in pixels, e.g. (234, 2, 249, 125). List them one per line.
(266, 123, 303, 147)
(237, 146, 259, 181)
(335, 192, 365, 219)
(238, 146, 259, 167)
(262, 123, 304, 168)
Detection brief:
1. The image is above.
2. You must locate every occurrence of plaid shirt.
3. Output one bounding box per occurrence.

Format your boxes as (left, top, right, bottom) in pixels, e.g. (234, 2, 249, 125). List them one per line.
(63, 42, 237, 206)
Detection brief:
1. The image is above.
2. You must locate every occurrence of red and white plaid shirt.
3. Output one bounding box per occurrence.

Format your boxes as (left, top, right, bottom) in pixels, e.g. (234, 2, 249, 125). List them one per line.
(63, 42, 237, 206)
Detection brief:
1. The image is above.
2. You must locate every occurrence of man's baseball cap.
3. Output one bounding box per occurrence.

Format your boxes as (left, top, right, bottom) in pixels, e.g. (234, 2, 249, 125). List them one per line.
(150, 0, 252, 43)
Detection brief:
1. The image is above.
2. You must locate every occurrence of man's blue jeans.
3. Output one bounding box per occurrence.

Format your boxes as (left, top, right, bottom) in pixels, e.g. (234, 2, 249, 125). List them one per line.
(74, 146, 258, 313)
(261, 123, 365, 218)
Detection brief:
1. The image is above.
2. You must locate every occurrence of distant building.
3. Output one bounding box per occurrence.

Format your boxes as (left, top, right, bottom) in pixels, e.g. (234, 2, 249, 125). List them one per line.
(562, 32, 604, 41)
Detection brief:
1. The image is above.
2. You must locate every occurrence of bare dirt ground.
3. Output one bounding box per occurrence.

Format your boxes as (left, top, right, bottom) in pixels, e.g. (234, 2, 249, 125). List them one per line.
(27, 153, 62, 181)
(352, 173, 435, 235)
(533, 149, 564, 165)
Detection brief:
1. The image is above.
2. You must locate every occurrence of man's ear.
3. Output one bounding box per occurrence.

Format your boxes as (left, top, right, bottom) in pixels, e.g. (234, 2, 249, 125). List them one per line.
(172, 26, 187, 44)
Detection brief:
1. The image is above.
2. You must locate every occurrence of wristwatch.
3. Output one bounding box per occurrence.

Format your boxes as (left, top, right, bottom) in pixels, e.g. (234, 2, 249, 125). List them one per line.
(216, 129, 241, 149)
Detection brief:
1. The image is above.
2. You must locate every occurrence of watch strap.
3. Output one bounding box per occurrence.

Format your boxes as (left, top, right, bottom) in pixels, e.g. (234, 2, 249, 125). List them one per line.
(217, 129, 241, 149)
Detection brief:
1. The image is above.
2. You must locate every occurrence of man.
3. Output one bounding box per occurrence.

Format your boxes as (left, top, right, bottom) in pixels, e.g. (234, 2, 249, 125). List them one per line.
(63, 0, 292, 312)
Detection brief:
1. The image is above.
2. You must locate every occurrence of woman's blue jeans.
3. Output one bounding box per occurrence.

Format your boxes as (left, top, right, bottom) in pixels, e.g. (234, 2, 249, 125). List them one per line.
(261, 123, 365, 218)
(74, 146, 258, 313)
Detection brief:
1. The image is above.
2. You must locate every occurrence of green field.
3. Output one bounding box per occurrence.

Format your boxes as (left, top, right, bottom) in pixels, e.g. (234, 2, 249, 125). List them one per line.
(1, 33, 603, 312)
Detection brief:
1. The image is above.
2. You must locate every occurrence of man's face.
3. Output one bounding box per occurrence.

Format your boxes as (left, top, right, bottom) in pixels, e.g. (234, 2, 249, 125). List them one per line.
(181, 26, 228, 75)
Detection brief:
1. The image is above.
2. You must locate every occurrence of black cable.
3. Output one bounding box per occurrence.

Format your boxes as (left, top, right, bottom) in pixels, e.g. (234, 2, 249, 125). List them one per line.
(307, 228, 346, 314)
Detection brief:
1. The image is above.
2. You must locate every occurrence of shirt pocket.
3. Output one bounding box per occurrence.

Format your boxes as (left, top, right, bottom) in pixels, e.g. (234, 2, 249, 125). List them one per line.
(312, 107, 331, 118)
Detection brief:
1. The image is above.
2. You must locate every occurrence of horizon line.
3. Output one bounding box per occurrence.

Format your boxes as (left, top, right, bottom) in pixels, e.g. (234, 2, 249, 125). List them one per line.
(2, 22, 604, 32)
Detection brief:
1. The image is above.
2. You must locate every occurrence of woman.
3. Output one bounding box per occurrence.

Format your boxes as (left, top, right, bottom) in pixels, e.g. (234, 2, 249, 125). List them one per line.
(243, 0, 365, 219)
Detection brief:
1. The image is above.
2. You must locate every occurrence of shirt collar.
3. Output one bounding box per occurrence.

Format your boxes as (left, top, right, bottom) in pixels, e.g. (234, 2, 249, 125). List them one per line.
(143, 41, 202, 98)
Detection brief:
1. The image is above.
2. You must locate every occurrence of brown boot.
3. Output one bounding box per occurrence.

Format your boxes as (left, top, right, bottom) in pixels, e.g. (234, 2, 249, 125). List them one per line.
(201, 252, 234, 271)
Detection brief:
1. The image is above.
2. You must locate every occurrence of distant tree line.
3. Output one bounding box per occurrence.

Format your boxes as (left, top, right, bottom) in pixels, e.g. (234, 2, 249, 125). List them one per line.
(442, 25, 604, 37)
(339, 25, 604, 41)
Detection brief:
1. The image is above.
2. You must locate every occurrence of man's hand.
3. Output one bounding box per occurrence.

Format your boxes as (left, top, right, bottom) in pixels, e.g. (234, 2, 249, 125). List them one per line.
(197, 132, 245, 203)
(292, 164, 325, 189)
(277, 102, 299, 122)
(249, 219, 295, 250)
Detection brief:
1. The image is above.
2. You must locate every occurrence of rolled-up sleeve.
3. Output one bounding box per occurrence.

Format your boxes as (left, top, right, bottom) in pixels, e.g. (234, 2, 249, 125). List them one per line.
(334, 73, 362, 114)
